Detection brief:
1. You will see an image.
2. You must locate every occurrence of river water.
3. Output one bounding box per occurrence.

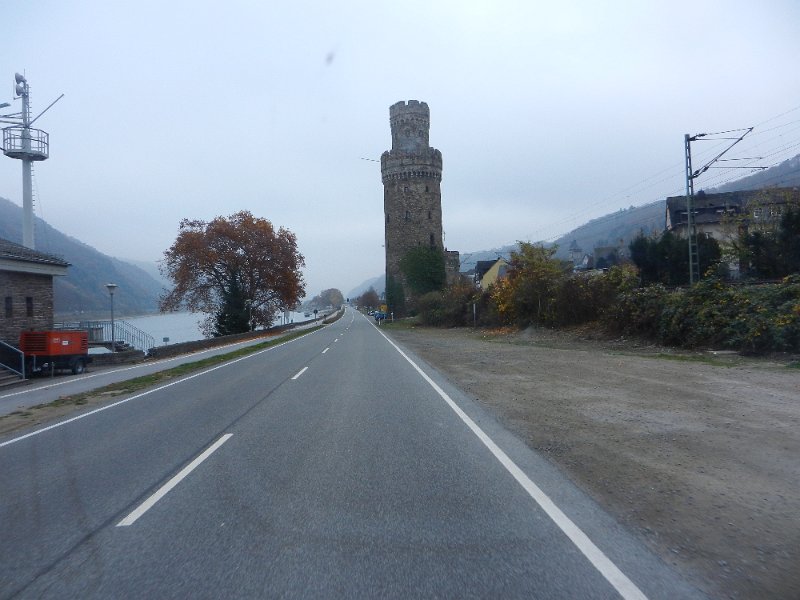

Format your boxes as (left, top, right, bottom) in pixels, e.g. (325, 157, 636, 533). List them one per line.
(121, 311, 312, 346)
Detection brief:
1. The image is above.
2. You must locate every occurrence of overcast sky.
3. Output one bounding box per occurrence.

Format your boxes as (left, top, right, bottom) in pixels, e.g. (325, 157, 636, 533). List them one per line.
(2, 1, 799, 297)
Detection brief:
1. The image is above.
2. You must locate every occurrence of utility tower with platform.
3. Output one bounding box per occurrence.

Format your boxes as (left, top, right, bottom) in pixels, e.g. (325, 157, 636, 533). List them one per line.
(1, 73, 62, 250)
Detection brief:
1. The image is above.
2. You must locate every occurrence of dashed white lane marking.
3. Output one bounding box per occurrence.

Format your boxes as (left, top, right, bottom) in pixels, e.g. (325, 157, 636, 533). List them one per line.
(322, 348, 330, 354)
(291, 366, 309, 380)
(0, 331, 318, 449)
(370, 317, 648, 600)
(0, 336, 286, 400)
(117, 434, 233, 527)
(334, 338, 339, 343)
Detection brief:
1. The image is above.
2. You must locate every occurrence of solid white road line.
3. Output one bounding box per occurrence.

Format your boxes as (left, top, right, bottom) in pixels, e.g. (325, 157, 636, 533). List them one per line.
(0, 336, 284, 400)
(117, 434, 233, 527)
(0, 331, 317, 449)
(291, 366, 309, 380)
(370, 318, 648, 600)
(322, 348, 330, 354)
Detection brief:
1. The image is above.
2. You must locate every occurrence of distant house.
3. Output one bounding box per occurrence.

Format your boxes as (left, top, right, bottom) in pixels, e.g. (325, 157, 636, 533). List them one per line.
(593, 241, 628, 270)
(568, 240, 592, 271)
(665, 187, 800, 241)
(0, 238, 69, 345)
(473, 260, 496, 287)
(475, 258, 509, 291)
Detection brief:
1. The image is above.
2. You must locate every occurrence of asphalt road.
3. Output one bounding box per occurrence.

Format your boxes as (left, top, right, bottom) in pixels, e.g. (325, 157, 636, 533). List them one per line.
(0, 322, 320, 416)
(0, 308, 705, 599)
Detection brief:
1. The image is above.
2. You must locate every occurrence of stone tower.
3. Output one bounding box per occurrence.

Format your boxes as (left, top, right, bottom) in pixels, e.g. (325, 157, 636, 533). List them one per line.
(381, 100, 449, 310)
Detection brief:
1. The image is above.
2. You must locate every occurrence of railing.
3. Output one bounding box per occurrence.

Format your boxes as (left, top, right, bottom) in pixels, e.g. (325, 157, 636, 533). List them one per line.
(54, 320, 155, 352)
(2, 126, 49, 160)
(0, 339, 25, 379)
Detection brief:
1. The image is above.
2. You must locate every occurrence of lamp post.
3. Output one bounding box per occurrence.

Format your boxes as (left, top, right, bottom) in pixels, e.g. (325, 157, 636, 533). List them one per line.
(105, 283, 117, 353)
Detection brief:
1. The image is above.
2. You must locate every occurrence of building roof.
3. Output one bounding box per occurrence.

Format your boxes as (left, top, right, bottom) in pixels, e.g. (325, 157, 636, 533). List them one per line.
(665, 187, 800, 232)
(0, 238, 70, 276)
(474, 260, 498, 279)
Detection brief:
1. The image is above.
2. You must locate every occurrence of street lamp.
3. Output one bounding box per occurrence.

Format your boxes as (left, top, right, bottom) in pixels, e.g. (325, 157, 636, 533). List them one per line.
(105, 283, 117, 353)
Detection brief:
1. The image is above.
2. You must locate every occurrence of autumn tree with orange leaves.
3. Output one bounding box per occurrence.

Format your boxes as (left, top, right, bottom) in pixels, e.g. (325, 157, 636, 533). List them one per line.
(160, 211, 305, 336)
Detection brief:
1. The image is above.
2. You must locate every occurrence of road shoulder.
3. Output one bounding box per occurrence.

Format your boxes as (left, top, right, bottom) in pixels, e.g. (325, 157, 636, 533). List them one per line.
(384, 323, 799, 600)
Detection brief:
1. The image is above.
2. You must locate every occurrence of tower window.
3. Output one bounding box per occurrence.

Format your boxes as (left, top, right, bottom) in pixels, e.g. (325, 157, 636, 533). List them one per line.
(4, 297, 11, 318)
(403, 185, 409, 193)
(386, 213, 390, 223)
(430, 233, 435, 247)
(428, 210, 431, 220)
(26, 297, 33, 317)
(405, 210, 410, 221)
(425, 186, 429, 192)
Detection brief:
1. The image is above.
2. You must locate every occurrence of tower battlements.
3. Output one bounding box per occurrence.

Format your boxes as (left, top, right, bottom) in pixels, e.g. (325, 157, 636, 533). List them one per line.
(388, 100, 432, 154)
(380, 148, 442, 183)
(389, 100, 429, 119)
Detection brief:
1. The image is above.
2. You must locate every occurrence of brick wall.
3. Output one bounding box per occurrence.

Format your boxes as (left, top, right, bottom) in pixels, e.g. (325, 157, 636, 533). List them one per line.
(0, 272, 54, 344)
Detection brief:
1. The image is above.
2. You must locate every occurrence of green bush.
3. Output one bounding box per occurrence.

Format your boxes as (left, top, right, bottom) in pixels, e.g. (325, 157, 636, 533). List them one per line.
(599, 275, 799, 353)
(604, 283, 670, 337)
(417, 283, 477, 327)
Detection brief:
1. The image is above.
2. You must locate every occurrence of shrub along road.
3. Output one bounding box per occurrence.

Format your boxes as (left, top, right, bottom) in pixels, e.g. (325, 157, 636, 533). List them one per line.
(384, 323, 799, 599)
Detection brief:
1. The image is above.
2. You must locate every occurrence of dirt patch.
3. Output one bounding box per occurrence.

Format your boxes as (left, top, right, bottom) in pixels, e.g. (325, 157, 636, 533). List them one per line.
(386, 324, 800, 600)
(0, 387, 133, 437)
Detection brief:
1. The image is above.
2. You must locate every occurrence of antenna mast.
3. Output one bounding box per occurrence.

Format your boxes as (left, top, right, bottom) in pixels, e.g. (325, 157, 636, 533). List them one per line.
(1, 73, 62, 249)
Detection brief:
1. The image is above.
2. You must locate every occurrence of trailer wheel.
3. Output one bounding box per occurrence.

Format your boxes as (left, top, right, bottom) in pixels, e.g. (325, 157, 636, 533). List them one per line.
(71, 359, 85, 375)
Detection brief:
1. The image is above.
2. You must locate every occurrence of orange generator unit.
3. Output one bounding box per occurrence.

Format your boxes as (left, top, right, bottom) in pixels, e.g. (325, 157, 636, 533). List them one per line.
(19, 330, 93, 375)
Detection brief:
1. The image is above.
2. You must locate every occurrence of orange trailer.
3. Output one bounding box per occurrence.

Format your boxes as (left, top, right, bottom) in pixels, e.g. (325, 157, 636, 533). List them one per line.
(19, 330, 93, 375)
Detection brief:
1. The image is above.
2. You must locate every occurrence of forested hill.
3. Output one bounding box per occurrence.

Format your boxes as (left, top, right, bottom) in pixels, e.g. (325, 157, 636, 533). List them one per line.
(459, 201, 664, 271)
(0, 197, 165, 317)
(710, 154, 800, 193)
(463, 153, 800, 267)
(549, 201, 664, 261)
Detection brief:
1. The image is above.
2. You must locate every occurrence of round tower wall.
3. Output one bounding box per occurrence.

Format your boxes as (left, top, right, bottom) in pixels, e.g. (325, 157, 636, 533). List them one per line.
(383, 176, 444, 289)
(382, 100, 446, 310)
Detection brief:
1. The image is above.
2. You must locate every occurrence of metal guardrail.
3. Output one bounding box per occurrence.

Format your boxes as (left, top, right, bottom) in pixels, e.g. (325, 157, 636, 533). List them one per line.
(0, 339, 25, 379)
(54, 320, 156, 352)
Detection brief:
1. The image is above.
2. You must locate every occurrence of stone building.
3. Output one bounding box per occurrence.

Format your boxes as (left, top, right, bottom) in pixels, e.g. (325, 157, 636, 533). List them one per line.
(0, 238, 69, 344)
(381, 100, 459, 310)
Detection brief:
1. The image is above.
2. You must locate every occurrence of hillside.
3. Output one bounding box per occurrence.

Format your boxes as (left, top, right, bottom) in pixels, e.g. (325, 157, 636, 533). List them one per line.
(549, 201, 664, 261)
(0, 197, 165, 317)
(710, 154, 800, 193)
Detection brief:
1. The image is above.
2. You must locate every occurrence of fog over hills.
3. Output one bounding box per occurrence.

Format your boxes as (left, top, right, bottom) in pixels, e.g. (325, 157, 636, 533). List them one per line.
(0, 197, 165, 317)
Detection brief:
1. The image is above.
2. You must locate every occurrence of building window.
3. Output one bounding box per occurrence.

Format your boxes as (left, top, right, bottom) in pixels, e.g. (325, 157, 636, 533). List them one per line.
(4, 297, 11, 319)
(405, 210, 410, 221)
(403, 186, 409, 193)
(26, 297, 33, 317)
(425, 185, 429, 192)
(428, 210, 432, 220)
(430, 233, 435, 247)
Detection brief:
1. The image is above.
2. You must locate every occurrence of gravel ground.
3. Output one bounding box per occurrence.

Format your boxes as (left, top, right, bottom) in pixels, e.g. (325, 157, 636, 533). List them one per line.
(385, 323, 800, 600)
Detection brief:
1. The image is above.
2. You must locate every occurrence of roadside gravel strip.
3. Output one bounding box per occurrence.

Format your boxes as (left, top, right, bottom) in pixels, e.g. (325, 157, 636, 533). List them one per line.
(384, 324, 799, 600)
